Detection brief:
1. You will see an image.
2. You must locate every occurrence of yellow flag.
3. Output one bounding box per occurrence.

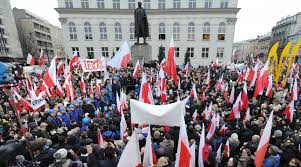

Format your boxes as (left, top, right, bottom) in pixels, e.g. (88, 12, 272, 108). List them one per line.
(282, 40, 301, 87)
(267, 42, 279, 80)
(275, 41, 292, 83)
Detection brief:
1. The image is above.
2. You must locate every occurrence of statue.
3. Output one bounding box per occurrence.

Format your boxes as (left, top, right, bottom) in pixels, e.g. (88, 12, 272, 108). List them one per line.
(134, 2, 149, 44)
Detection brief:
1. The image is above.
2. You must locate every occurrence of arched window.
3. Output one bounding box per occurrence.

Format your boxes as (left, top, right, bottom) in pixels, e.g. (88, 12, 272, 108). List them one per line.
(202, 22, 210, 40)
(159, 23, 165, 40)
(84, 22, 92, 40)
(188, 22, 195, 40)
(129, 22, 135, 40)
(99, 22, 107, 40)
(68, 22, 77, 40)
(173, 22, 180, 41)
(115, 22, 122, 40)
(218, 22, 226, 40)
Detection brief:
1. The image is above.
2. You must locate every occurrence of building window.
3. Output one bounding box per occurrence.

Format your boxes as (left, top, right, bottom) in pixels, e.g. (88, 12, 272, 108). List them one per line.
(173, 0, 180, 8)
(144, 0, 151, 9)
(175, 47, 180, 57)
(99, 22, 107, 40)
(87, 47, 94, 59)
(203, 22, 210, 40)
(81, 0, 89, 8)
(129, 22, 135, 40)
(218, 22, 226, 40)
(113, 0, 120, 9)
(128, 0, 135, 9)
(159, 23, 166, 40)
(205, 0, 212, 8)
(158, 0, 165, 9)
(65, 0, 73, 8)
(84, 22, 93, 40)
(115, 22, 122, 40)
(97, 0, 105, 8)
(217, 47, 224, 58)
(189, 0, 196, 8)
(68, 22, 77, 40)
(220, 0, 228, 8)
(173, 22, 180, 41)
(202, 48, 209, 58)
(187, 47, 194, 57)
(188, 22, 195, 41)
(72, 47, 80, 57)
(101, 47, 109, 57)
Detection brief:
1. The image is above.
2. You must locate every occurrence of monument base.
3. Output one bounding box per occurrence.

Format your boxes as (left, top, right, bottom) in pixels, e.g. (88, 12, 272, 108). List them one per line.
(131, 44, 152, 64)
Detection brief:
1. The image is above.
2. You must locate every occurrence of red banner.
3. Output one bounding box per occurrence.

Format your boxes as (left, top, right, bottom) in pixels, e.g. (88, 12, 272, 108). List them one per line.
(80, 58, 106, 72)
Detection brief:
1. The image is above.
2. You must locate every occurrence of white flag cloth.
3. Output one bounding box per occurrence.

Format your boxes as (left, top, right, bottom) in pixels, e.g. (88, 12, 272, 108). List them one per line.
(143, 128, 156, 167)
(130, 99, 187, 127)
(189, 142, 196, 167)
(107, 41, 131, 69)
(229, 84, 235, 104)
(117, 130, 141, 167)
(198, 123, 205, 167)
(216, 143, 223, 163)
(175, 117, 191, 167)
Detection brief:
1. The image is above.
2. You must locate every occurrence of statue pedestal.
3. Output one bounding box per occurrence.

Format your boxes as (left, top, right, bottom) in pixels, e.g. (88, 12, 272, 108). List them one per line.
(131, 44, 152, 63)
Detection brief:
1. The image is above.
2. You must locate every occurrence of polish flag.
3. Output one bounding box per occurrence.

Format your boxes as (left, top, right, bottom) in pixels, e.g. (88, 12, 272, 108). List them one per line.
(175, 120, 191, 167)
(201, 91, 206, 102)
(43, 57, 57, 88)
(202, 106, 209, 120)
(229, 84, 235, 104)
(206, 116, 216, 141)
(253, 60, 269, 99)
(206, 68, 210, 86)
(189, 142, 196, 167)
(192, 109, 198, 122)
(69, 53, 79, 70)
(139, 73, 154, 104)
(160, 78, 167, 104)
(121, 89, 128, 111)
(190, 82, 198, 101)
(12, 95, 23, 113)
(216, 143, 223, 163)
(184, 63, 190, 76)
(80, 75, 86, 95)
(198, 123, 205, 167)
(241, 83, 249, 110)
(13, 90, 34, 112)
(220, 124, 228, 135)
(56, 61, 64, 76)
(243, 108, 252, 122)
(249, 63, 259, 89)
(132, 60, 141, 79)
(39, 49, 45, 67)
(95, 82, 101, 96)
(290, 78, 298, 101)
(116, 92, 122, 114)
(143, 128, 157, 167)
(265, 74, 273, 98)
(40, 81, 51, 98)
(254, 112, 273, 167)
(117, 130, 141, 167)
(97, 128, 105, 148)
(229, 92, 242, 121)
(160, 58, 166, 69)
(165, 37, 178, 84)
(66, 79, 75, 104)
(33, 83, 40, 97)
(224, 140, 230, 158)
(215, 74, 223, 92)
(26, 53, 35, 65)
(108, 41, 131, 69)
(284, 100, 294, 123)
(56, 79, 64, 97)
(120, 113, 128, 140)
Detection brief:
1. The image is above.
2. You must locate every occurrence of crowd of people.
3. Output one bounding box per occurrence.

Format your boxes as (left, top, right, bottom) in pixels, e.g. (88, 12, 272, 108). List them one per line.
(0, 59, 301, 167)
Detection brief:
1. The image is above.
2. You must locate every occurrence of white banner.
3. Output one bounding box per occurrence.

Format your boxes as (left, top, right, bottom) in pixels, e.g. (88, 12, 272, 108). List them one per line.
(31, 95, 46, 110)
(80, 58, 106, 72)
(130, 99, 186, 127)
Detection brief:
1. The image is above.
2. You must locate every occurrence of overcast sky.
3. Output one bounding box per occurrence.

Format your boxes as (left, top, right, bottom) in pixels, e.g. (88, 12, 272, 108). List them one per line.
(10, 0, 301, 42)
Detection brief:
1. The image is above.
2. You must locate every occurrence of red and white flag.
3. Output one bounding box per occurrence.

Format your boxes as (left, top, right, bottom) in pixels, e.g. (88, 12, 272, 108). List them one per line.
(192, 109, 198, 122)
(143, 128, 157, 167)
(160, 58, 166, 69)
(13, 90, 33, 112)
(206, 68, 210, 86)
(253, 60, 269, 99)
(26, 53, 35, 65)
(216, 143, 223, 163)
(120, 113, 128, 140)
(241, 83, 249, 110)
(56, 79, 64, 97)
(117, 130, 141, 167)
(56, 61, 64, 76)
(39, 49, 45, 67)
(249, 63, 259, 89)
(69, 53, 79, 70)
(215, 74, 223, 92)
(265, 74, 273, 98)
(290, 78, 298, 101)
(133, 60, 141, 79)
(220, 124, 228, 135)
(190, 82, 198, 102)
(184, 63, 190, 76)
(95, 82, 101, 96)
(97, 128, 105, 148)
(201, 91, 206, 102)
(190, 142, 196, 167)
(284, 100, 294, 123)
(80, 75, 86, 95)
(198, 123, 205, 167)
(224, 140, 230, 158)
(165, 37, 178, 84)
(254, 112, 273, 167)
(229, 92, 242, 121)
(229, 84, 235, 104)
(108, 41, 131, 69)
(43, 57, 57, 88)
(206, 116, 216, 141)
(175, 120, 191, 167)
(139, 73, 154, 104)
(116, 92, 122, 114)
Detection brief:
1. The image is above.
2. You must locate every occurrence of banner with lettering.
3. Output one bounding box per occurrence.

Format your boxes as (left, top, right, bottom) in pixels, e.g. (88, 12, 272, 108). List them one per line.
(31, 94, 46, 110)
(80, 58, 106, 73)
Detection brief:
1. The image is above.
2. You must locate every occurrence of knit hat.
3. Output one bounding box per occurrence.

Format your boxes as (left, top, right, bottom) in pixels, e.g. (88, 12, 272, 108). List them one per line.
(53, 148, 68, 161)
(82, 117, 90, 125)
(273, 130, 282, 138)
(269, 145, 282, 155)
(48, 109, 56, 114)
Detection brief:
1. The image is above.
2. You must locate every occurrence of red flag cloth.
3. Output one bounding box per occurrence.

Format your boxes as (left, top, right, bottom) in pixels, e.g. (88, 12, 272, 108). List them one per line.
(27, 53, 35, 65)
(39, 49, 45, 67)
(133, 60, 141, 79)
(69, 53, 79, 70)
(165, 37, 178, 84)
(43, 57, 57, 88)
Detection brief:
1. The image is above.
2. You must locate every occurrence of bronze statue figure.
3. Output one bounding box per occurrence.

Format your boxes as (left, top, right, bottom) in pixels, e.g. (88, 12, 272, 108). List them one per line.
(134, 2, 149, 44)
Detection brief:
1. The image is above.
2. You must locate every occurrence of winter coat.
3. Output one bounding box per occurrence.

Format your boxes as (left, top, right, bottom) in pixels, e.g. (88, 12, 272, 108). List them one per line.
(58, 112, 71, 127)
(49, 159, 71, 167)
(159, 139, 174, 161)
(263, 154, 281, 167)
